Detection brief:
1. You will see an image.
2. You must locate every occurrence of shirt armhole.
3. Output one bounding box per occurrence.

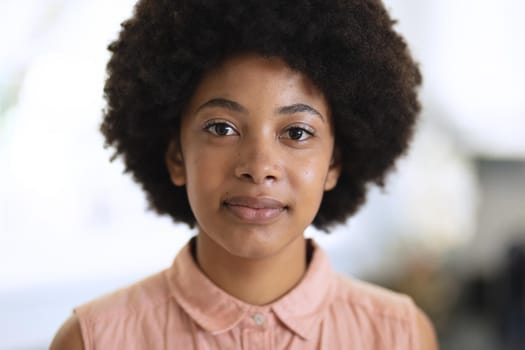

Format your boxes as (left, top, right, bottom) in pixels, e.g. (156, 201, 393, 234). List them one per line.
(404, 296, 421, 350)
(74, 307, 92, 350)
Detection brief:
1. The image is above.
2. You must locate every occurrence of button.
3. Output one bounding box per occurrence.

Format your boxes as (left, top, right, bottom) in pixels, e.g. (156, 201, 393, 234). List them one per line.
(252, 313, 265, 326)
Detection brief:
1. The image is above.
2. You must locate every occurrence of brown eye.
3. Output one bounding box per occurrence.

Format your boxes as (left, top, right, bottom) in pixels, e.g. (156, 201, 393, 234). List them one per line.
(205, 122, 238, 136)
(283, 127, 313, 141)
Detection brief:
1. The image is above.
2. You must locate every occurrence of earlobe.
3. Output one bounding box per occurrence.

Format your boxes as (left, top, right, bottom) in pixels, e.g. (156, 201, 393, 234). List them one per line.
(324, 152, 341, 191)
(165, 140, 186, 186)
(324, 166, 340, 191)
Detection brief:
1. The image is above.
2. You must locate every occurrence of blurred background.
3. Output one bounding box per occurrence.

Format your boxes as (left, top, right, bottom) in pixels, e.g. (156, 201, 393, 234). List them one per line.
(0, 0, 524, 348)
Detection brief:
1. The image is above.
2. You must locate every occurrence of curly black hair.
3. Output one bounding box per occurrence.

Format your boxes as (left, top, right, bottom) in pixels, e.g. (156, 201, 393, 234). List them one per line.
(101, 0, 422, 231)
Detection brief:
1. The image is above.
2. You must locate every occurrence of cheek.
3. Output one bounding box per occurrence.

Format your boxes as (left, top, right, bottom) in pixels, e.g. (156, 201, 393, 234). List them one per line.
(185, 148, 230, 193)
(184, 154, 225, 224)
(296, 157, 330, 185)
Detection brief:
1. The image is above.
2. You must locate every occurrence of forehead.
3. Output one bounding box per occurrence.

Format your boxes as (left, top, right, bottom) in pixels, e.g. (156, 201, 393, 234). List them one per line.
(184, 53, 330, 118)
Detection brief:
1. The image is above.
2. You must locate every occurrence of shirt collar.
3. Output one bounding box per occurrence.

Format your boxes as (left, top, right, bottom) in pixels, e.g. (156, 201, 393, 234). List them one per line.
(166, 237, 335, 340)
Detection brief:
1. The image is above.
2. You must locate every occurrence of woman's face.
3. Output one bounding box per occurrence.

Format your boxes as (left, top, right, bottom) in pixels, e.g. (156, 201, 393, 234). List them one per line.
(167, 53, 340, 259)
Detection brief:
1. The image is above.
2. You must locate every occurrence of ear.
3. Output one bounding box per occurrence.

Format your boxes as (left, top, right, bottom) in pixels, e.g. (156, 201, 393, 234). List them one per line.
(324, 149, 341, 191)
(165, 139, 186, 186)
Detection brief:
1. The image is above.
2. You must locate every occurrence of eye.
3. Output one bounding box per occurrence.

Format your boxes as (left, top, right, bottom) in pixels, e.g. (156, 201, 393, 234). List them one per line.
(204, 122, 238, 136)
(282, 126, 314, 141)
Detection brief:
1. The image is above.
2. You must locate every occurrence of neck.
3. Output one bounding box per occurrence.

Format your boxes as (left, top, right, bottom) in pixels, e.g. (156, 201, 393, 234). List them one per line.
(195, 233, 307, 306)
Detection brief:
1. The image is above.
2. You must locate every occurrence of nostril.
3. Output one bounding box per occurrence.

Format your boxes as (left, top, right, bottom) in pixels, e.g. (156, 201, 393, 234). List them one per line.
(238, 172, 276, 184)
(234, 157, 281, 184)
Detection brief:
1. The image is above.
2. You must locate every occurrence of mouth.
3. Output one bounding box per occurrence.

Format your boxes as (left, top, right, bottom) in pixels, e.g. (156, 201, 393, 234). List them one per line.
(222, 196, 287, 223)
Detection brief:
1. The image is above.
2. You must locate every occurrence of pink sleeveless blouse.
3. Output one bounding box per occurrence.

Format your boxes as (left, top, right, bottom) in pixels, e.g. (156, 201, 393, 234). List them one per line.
(75, 239, 420, 349)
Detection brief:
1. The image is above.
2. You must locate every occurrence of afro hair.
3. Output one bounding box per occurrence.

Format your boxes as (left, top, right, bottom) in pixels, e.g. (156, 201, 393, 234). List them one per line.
(101, 0, 422, 231)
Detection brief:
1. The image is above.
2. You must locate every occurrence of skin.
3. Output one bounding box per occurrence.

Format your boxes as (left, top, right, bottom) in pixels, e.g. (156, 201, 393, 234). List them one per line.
(50, 53, 438, 349)
(167, 53, 340, 305)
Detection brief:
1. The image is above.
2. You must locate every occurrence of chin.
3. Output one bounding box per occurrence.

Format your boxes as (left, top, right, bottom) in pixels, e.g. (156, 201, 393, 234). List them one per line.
(221, 229, 301, 260)
(222, 237, 281, 260)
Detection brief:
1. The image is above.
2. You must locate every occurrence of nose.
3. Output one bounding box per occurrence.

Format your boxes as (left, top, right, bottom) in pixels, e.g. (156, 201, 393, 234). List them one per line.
(234, 138, 282, 184)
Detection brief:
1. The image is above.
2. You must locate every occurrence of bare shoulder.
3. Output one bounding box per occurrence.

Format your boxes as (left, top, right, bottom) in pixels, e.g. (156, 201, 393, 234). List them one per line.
(415, 307, 439, 350)
(50, 314, 85, 350)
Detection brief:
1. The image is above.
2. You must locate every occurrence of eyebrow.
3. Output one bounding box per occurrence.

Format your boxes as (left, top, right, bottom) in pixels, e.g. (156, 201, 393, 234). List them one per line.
(196, 98, 247, 113)
(276, 103, 324, 121)
(197, 98, 324, 121)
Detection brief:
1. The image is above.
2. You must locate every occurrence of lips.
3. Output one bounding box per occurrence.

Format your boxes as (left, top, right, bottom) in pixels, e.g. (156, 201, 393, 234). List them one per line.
(223, 196, 287, 223)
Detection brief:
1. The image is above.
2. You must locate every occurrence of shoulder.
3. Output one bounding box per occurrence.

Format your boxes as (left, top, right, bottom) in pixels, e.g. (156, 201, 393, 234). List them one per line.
(333, 274, 438, 349)
(334, 274, 414, 319)
(415, 306, 439, 350)
(61, 270, 174, 349)
(76, 270, 170, 322)
(50, 314, 84, 350)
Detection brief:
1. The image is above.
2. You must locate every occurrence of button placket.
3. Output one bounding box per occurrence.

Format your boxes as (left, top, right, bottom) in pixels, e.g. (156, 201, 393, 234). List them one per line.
(242, 329, 267, 350)
(242, 311, 270, 349)
(252, 312, 266, 326)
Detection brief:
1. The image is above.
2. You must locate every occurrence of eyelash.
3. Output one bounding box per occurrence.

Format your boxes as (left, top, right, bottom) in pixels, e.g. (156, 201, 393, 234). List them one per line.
(203, 121, 238, 136)
(281, 126, 314, 141)
(203, 121, 315, 141)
